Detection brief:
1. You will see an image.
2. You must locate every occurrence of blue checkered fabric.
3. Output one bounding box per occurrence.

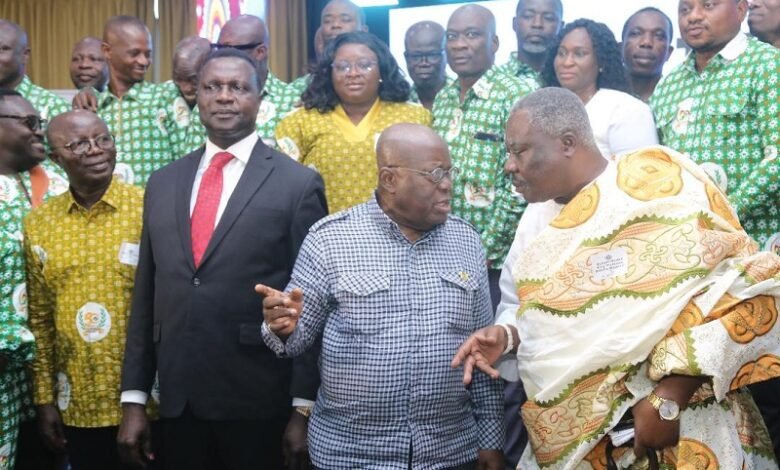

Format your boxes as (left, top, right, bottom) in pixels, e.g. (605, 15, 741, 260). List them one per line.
(263, 196, 504, 469)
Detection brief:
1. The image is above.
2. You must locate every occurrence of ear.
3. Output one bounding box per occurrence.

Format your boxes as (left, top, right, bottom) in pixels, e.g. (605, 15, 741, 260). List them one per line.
(255, 43, 268, 62)
(101, 42, 111, 61)
(21, 47, 30, 66)
(736, 0, 748, 22)
(378, 167, 397, 193)
(512, 16, 519, 34)
(492, 35, 499, 55)
(560, 131, 577, 159)
(664, 44, 674, 62)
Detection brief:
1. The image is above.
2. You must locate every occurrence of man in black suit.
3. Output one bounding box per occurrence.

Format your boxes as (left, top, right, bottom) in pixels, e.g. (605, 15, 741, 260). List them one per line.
(117, 48, 327, 470)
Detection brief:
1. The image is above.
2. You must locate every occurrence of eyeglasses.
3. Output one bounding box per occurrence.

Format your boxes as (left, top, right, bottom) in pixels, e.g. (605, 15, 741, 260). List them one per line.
(0, 114, 47, 131)
(331, 59, 378, 75)
(386, 166, 460, 184)
(56, 134, 115, 155)
(404, 51, 444, 64)
(211, 41, 264, 51)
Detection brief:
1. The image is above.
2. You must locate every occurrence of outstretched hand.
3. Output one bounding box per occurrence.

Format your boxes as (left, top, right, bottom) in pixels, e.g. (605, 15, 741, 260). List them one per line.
(255, 284, 303, 339)
(451, 325, 508, 385)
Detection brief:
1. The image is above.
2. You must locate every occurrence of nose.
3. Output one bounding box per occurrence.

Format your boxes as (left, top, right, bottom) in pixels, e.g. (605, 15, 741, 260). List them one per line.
(639, 32, 653, 48)
(531, 13, 544, 29)
(345, 64, 361, 77)
(216, 86, 234, 102)
(137, 54, 150, 66)
(504, 156, 516, 174)
(686, 4, 705, 22)
(85, 139, 103, 155)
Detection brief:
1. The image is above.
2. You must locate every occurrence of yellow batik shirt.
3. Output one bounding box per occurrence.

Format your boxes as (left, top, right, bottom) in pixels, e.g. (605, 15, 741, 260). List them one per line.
(276, 100, 431, 213)
(22, 180, 144, 428)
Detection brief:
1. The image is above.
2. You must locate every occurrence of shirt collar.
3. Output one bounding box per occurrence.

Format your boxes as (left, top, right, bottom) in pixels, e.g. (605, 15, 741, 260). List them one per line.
(66, 177, 122, 213)
(204, 131, 258, 166)
(98, 80, 149, 106)
(263, 72, 284, 98)
(448, 65, 500, 101)
(15, 75, 32, 94)
(684, 32, 748, 71)
(368, 193, 441, 244)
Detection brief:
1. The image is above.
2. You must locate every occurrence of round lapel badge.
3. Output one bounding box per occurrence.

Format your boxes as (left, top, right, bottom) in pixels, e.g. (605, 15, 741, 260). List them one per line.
(76, 302, 112, 343)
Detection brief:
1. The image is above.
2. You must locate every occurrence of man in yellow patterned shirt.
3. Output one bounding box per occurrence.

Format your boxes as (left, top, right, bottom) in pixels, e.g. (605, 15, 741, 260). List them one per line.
(23, 110, 148, 470)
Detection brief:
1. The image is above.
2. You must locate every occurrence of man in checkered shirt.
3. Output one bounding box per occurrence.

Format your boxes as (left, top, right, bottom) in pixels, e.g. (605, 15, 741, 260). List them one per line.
(259, 123, 504, 470)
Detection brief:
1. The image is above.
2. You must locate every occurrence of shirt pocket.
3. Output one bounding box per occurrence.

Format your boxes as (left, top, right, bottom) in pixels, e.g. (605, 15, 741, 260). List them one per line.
(437, 270, 479, 334)
(703, 90, 750, 118)
(334, 272, 391, 335)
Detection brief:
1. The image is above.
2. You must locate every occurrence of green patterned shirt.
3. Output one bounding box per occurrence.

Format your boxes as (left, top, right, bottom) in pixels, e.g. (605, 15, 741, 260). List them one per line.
(408, 77, 455, 106)
(650, 34, 780, 250)
(182, 72, 303, 152)
(494, 53, 543, 86)
(95, 81, 184, 187)
(15, 76, 70, 120)
(432, 66, 537, 265)
(0, 161, 68, 466)
(288, 73, 310, 99)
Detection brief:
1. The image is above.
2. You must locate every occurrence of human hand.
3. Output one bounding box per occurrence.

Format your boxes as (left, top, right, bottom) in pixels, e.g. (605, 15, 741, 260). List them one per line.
(37, 404, 67, 451)
(255, 284, 303, 339)
(631, 397, 679, 457)
(451, 325, 508, 385)
(283, 410, 311, 470)
(117, 403, 154, 468)
(72, 87, 98, 111)
(476, 449, 504, 470)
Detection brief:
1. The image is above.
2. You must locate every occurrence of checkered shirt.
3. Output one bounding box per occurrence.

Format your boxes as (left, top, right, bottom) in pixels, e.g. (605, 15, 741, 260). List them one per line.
(262, 196, 504, 469)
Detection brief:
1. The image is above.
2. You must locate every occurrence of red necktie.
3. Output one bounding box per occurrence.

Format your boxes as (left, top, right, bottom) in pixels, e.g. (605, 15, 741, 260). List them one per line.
(191, 151, 234, 267)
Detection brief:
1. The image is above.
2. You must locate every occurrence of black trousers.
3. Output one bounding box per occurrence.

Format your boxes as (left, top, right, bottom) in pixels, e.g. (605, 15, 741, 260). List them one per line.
(161, 406, 287, 470)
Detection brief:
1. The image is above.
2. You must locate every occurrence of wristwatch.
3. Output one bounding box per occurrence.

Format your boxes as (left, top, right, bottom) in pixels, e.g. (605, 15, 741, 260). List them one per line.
(647, 391, 681, 421)
(294, 406, 313, 418)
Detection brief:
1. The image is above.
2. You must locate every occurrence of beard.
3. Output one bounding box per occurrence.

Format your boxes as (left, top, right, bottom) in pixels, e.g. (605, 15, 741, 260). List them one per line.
(520, 41, 549, 55)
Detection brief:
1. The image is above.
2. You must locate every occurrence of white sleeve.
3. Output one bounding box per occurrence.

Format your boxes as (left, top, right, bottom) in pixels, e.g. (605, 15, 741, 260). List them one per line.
(607, 95, 659, 158)
(120, 390, 148, 405)
(494, 201, 562, 381)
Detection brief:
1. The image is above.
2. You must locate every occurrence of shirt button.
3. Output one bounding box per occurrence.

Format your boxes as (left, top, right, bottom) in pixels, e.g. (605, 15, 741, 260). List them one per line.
(192, 277, 201, 287)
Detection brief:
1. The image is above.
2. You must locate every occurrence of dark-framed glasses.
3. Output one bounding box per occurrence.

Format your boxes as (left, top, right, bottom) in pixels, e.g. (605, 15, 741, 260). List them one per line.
(0, 114, 47, 131)
(386, 166, 461, 184)
(58, 134, 115, 155)
(331, 59, 378, 75)
(211, 41, 264, 51)
(404, 51, 444, 64)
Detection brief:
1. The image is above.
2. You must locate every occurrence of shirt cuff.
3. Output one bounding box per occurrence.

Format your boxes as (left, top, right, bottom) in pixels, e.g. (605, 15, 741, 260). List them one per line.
(120, 390, 149, 406)
(292, 398, 315, 407)
(261, 322, 288, 357)
(477, 417, 505, 451)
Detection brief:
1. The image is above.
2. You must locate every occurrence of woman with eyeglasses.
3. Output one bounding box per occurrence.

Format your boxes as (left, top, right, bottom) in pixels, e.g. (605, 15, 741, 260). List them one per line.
(275, 31, 431, 214)
(542, 19, 658, 160)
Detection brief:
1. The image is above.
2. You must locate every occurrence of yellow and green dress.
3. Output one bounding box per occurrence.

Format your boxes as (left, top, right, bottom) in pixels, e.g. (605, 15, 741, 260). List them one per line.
(276, 99, 431, 213)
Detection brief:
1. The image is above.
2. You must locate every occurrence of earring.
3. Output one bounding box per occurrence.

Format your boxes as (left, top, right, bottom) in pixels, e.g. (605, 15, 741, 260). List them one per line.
(379, 78, 383, 83)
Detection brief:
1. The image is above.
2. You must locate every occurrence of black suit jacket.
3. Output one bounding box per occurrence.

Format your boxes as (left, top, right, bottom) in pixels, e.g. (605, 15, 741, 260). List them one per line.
(121, 140, 327, 420)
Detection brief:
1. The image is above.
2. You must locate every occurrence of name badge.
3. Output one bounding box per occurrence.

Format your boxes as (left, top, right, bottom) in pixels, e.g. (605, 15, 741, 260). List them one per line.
(589, 248, 628, 281)
(119, 242, 140, 266)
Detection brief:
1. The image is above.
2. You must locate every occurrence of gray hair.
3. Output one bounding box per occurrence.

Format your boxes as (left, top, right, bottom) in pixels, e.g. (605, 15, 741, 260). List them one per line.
(509, 88, 596, 147)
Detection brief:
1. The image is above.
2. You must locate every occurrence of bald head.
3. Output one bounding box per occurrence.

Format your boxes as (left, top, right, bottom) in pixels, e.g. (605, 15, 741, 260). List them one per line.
(218, 15, 269, 75)
(450, 4, 497, 37)
(377, 123, 447, 169)
(0, 20, 30, 88)
(47, 110, 116, 191)
(405, 21, 445, 49)
(70, 36, 108, 90)
(446, 4, 498, 79)
(321, 0, 367, 45)
(103, 15, 149, 43)
(172, 36, 211, 108)
(102, 16, 152, 88)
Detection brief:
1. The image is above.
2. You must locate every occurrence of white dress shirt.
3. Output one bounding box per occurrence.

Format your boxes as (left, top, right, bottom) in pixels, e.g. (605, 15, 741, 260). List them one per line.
(189, 132, 256, 222)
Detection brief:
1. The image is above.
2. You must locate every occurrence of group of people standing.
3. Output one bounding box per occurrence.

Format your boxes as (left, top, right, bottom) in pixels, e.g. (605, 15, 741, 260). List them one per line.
(0, 0, 779, 469)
